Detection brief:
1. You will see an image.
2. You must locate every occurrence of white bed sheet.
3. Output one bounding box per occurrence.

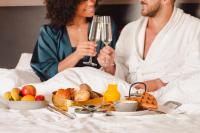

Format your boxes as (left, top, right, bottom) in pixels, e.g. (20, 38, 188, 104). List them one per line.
(0, 107, 200, 133)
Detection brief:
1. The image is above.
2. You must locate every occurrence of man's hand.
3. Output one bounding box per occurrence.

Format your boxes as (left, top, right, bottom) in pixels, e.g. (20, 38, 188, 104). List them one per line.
(134, 79, 167, 92)
(97, 46, 115, 67)
(97, 46, 115, 74)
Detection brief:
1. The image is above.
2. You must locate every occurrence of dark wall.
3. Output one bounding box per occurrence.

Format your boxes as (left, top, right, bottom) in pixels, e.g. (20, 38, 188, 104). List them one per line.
(0, 4, 200, 68)
(0, 6, 46, 68)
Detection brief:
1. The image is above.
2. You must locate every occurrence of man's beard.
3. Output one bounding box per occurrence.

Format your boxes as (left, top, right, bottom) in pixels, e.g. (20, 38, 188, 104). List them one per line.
(141, 2, 160, 17)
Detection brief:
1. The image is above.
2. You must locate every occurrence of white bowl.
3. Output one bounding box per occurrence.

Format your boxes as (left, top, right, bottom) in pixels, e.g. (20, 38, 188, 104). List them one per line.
(114, 100, 138, 112)
(6, 100, 48, 110)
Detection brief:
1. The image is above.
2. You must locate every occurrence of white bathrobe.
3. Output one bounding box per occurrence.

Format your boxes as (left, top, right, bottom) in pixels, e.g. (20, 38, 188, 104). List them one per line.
(115, 7, 200, 83)
(115, 7, 200, 104)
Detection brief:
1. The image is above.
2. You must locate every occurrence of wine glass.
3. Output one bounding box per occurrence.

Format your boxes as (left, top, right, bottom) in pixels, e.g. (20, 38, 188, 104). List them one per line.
(83, 15, 101, 67)
(101, 16, 112, 66)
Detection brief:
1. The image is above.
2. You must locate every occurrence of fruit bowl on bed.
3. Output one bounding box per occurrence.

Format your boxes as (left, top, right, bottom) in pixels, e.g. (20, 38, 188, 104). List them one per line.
(2, 85, 48, 110)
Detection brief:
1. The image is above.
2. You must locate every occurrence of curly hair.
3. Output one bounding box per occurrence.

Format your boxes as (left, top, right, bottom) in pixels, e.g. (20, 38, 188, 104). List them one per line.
(45, 0, 98, 28)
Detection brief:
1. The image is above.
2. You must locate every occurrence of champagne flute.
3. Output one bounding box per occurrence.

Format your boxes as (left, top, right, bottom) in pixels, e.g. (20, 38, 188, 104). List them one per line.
(101, 16, 112, 66)
(83, 15, 101, 67)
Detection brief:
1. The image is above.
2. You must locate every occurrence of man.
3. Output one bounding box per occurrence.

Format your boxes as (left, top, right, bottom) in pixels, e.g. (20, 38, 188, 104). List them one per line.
(98, 0, 200, 93)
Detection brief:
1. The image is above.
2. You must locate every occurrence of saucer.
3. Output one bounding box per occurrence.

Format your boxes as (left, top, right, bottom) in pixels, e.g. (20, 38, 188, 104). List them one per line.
(106, 110, 153, 116)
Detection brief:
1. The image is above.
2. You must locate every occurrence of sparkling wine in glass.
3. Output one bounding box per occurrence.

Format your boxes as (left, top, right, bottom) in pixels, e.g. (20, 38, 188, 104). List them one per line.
(83, 15, 101, 67)
(101, 16, 112, 66)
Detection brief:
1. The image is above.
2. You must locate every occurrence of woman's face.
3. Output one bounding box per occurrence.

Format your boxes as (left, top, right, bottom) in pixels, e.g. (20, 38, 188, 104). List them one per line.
(76, 0, 96, 18)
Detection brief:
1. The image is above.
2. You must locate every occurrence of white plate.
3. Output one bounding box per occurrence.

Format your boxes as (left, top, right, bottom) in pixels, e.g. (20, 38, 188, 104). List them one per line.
(106, 110, 154, 116)
(6, 100, 49, 110)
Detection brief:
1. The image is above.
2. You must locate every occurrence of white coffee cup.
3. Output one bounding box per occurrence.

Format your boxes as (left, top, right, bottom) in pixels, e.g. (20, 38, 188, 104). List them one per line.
(114, 100, 138, 112)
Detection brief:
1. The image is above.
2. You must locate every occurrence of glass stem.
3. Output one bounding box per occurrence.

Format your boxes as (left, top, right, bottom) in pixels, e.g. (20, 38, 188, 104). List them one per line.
(89, 56, 93, 63)
(104, 43, 109, 66)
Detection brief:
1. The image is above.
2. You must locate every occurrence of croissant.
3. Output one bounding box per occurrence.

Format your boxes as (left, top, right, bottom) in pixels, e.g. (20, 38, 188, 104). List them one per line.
(55, 88, 74, 100)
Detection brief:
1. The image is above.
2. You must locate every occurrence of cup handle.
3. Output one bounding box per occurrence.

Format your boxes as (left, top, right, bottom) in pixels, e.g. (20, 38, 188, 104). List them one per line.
(128, 82, 147, 98)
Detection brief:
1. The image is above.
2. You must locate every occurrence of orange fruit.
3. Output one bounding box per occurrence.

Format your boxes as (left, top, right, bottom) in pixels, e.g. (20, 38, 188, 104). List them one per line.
(21, 95, 35, 101)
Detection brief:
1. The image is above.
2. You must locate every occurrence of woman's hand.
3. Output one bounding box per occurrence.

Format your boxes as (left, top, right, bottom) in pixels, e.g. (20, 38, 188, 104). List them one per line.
(58, 41, 97, 72)
(74, 41, 97, 59)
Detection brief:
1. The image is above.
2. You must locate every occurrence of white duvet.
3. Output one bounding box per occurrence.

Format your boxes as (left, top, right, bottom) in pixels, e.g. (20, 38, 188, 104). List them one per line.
(1, 53, 200, 132)
(17, 67, 200, 105)
(1, 65, 200, 105)
(0, 68, 40, 93)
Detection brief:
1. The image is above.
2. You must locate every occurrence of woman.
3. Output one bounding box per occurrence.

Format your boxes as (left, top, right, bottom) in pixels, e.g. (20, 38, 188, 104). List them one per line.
(31, 0, 118, 81)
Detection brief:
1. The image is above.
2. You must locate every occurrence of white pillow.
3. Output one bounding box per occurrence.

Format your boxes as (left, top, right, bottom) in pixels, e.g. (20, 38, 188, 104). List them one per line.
(0, 69, 41, 95)
(15, 53, 33, 72)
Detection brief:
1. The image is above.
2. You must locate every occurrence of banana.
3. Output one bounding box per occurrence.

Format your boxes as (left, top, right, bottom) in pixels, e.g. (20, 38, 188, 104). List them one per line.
(3, 91, 12, 100)
(11, 88, 21, 101)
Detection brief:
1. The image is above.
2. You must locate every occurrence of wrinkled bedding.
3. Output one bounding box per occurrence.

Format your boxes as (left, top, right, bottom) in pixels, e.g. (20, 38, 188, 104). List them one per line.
(0, 106, 200, 133)
(1, 66, 200, 104)
(1, 58, 200, 132)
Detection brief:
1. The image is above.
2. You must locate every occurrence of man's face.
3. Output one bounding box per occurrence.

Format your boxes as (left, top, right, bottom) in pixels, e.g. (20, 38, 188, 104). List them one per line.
(140, 0, 161, 17)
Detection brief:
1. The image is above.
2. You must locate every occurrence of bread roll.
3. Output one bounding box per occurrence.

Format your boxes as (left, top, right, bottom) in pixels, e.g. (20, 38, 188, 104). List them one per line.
(55, 84, 101, 102)
(74, 84, 92, 101)
(79, 84, 92, 92)
(74, 90, 90, 101)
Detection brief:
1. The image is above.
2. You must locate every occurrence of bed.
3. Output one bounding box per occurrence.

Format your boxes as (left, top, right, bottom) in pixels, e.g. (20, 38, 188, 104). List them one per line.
(0, 105, 200, 133)
(1, 53, 200, 133)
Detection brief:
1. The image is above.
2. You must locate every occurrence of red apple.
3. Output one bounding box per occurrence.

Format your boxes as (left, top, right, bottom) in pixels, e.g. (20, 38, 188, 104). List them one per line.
(21, 85, 36, 96)
(35, 95, 45, 101)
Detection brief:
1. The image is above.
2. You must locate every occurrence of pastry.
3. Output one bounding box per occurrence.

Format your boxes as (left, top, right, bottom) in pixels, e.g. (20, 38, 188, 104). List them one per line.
(79, 84, 92, 92)
(126, 92, 157, 110)
(55, 88, 74, 100)
(74, 90, 90, 102)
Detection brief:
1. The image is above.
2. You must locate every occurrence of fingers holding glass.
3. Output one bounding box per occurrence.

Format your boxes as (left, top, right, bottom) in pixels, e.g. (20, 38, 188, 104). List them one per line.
(98, 46, 115, 67)
(83, 15, 101, 67)
(75, 41, 97, 59)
